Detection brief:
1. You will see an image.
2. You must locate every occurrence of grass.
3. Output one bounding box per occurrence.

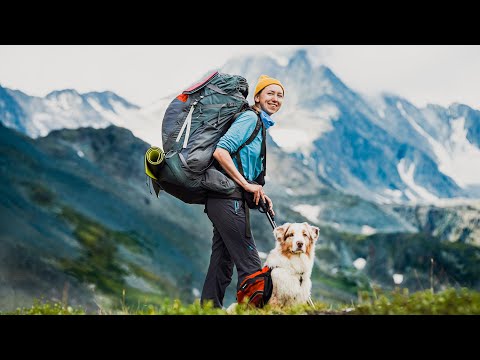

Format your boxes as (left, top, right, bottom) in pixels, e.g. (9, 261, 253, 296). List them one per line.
(58, 206, 183, 307)
(2, 287, 479, 315)
(2, 298, 86, 315)
(352, 287, 480, 315)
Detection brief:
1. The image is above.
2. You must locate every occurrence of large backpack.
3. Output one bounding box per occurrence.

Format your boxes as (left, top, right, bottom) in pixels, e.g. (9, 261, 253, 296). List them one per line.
(145, 71, 260, 204)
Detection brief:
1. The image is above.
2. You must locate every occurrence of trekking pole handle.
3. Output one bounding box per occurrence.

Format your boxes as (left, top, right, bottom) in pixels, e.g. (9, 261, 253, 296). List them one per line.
(258, 197, 273, 218)
(258, 197, 277, 230)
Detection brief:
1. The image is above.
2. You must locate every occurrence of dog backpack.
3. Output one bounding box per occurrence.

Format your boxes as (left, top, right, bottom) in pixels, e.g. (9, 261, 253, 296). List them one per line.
(237, 266, 273, 308)
(144, 70, 252, 204)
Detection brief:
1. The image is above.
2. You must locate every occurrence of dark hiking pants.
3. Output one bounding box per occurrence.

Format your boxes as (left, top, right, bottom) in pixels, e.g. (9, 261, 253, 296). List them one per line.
(201, 197, 262, 308)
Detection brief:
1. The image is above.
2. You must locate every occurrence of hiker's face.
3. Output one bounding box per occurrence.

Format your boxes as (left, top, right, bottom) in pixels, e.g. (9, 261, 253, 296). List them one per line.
(255, 84, 284, 115)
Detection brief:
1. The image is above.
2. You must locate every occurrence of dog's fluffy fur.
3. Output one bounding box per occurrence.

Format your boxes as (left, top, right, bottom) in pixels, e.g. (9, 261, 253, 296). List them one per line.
(227, 222, 319, 313)
(264, 222, 319, 307)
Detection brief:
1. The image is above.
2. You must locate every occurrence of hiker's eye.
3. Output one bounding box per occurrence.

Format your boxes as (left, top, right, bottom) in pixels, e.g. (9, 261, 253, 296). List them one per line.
(268, 91, 283, 97)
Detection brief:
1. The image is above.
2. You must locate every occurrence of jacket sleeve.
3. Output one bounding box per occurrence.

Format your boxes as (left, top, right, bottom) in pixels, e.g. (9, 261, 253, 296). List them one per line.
(216, 111, 258, 154)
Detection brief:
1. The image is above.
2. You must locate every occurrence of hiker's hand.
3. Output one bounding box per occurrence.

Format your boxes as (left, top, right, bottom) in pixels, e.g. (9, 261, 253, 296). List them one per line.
(264, 195, 275, 217)
(244, 182, 265, 206)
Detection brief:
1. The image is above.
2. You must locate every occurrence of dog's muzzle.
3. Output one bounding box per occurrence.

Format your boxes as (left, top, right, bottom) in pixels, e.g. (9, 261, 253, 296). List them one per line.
(293, 241, 305, 253)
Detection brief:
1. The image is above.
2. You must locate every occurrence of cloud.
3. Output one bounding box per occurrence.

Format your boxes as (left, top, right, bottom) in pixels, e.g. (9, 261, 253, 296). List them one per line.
(0, 45, 478, 110)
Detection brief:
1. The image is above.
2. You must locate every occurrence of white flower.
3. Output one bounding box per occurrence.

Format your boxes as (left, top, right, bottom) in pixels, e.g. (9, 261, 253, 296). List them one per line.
(393, 273, 404, 285)
(353, 258, 367, 270)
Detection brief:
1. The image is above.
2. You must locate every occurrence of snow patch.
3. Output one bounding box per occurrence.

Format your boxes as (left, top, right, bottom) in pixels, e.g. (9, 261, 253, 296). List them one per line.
(397, 158, 439, 203)
(373, 194, 392, 204)
(87, 98, 107, 113)
(86, 97, 130, 127)
(404, 189, 417, 202)
(31, 113, 53, 137)
(384, 188, 403, 200)
(317, 103, 340, 120)
(270, 128, 316, 153)
(353, 258, 367, 270)
(292, 204, 321, 223)
(375, 188, 404, 204)
(397, 101, 480, 188)
(361, 225, 377, 236)
(443, 117, 480, 187)
(270, 105, 339, 155)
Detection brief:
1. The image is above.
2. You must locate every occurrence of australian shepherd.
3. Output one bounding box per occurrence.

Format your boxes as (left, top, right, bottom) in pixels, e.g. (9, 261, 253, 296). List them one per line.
(264, 222, 319, 308)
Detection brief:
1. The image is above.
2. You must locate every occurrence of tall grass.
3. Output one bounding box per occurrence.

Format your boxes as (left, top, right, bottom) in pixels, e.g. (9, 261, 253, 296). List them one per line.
(2, 287, 479, 315)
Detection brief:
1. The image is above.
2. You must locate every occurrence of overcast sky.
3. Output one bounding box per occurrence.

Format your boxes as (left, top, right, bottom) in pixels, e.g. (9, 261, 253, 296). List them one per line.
(0, 45, 478, 109)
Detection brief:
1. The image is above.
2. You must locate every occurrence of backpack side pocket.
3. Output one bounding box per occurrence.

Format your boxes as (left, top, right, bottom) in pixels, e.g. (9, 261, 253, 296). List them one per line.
(200, 167, 237, 195)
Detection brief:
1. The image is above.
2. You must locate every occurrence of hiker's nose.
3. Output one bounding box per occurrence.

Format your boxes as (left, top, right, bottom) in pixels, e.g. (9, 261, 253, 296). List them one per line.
(296, 241, 303, 248)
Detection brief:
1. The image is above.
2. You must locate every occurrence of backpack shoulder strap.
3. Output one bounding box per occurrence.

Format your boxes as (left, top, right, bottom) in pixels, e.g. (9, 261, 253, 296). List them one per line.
(230, 110, 264, 240)
(232, 111, 263, 158)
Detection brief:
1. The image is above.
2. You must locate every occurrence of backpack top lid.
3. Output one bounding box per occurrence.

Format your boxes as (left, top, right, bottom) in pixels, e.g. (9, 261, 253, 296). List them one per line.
(182, 70, 219, 95)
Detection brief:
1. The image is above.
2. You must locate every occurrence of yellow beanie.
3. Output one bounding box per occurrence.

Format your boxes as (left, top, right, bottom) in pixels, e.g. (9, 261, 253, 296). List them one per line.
(254, 74, 285, 97)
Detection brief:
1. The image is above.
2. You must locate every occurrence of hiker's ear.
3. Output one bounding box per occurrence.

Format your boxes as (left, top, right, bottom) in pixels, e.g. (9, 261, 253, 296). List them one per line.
(274, 223, 291, 242)
(306, 223, 320, 242)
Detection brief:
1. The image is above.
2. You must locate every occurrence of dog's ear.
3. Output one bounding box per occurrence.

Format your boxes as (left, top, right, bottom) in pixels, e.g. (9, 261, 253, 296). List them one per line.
(305, 223, 320, 242)
(273, 223, 291, 242)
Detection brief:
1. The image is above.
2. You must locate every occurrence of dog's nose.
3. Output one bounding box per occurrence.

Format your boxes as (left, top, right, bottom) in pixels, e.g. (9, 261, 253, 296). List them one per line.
(296, 241, 303, 248)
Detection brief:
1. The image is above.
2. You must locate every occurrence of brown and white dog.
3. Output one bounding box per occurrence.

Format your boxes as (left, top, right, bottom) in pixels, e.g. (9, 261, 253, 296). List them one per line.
(264, 222, 319, 308)
(226, 222, 319, 313)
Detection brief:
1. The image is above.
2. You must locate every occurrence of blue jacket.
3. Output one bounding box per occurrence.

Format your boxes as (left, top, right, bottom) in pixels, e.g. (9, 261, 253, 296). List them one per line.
(216, 109, 275, 181)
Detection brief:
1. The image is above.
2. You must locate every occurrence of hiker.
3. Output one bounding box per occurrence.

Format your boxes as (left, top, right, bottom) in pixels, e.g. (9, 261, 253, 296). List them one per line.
(201, 74, 285, 308)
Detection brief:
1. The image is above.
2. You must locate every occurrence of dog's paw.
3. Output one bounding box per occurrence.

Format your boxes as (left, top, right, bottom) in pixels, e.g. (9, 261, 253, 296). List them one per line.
(226, 302, 238, 314)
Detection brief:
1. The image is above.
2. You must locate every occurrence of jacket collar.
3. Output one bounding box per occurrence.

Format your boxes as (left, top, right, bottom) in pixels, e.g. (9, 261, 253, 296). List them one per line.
(259, 110, 275, 129)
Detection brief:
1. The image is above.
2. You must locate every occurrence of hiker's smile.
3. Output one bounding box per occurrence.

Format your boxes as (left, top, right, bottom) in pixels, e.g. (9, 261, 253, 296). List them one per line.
(256, 83, 284, 116)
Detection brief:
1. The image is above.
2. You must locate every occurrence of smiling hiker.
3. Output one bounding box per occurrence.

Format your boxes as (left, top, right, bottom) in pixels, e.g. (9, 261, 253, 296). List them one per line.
(201, 74, 285, 309)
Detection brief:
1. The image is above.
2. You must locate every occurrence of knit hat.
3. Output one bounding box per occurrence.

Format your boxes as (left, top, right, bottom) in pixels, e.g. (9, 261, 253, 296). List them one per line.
(254, 74, 285, 97)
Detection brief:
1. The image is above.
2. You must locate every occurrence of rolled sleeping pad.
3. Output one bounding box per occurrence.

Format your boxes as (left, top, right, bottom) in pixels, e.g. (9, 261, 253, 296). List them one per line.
(145, 146, 165, 180)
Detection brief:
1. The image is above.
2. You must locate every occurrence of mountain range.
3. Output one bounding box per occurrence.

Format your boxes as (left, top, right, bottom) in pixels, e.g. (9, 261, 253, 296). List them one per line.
(1, 47, 479, 311)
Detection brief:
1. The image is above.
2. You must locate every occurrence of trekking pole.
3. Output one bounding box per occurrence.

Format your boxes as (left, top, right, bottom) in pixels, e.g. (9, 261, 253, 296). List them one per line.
(258, 197, 277, 230)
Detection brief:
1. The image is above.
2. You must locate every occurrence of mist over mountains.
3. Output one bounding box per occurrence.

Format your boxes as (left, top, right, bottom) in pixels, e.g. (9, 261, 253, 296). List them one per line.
(1, 47, 479, 311)
(3, 48, 480, 204)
